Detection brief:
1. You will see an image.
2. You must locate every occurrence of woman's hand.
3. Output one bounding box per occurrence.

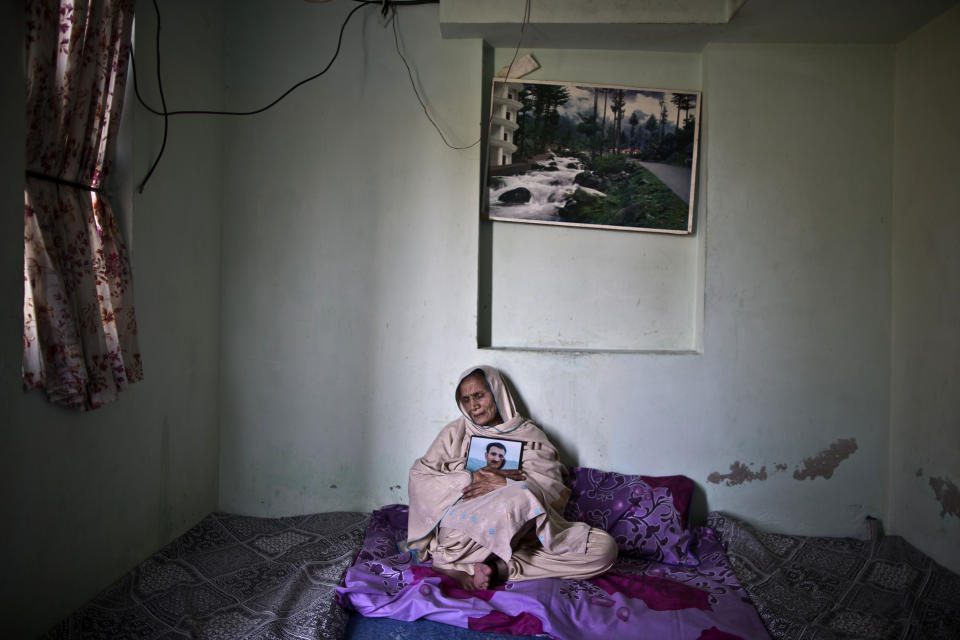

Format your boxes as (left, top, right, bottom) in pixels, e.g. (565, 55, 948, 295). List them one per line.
(496, 469, 526, 481)
(461, 468, 526, 501)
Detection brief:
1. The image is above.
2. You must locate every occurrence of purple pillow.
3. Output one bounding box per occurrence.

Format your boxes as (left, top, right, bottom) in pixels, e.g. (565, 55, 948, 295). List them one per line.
(563, 466, 699, 566)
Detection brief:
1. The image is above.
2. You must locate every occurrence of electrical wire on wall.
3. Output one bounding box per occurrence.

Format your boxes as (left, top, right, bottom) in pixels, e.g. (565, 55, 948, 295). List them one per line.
(390, 0, 531, 150)
(133, 0, 530, 192)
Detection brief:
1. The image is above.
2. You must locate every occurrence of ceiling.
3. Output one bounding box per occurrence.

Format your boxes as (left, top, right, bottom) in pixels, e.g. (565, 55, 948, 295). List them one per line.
(438, 0, 960, 51)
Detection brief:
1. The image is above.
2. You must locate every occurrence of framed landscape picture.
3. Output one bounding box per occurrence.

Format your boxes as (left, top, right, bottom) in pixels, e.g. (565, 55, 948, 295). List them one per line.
(484, 79, 700, 234)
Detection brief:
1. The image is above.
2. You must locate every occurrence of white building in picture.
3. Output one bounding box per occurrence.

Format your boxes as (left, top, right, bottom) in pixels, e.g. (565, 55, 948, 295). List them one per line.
(488, 81, 522, 167)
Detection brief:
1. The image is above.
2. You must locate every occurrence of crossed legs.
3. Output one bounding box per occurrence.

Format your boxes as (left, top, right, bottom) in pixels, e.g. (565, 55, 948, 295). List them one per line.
(430, 526, 616, 590)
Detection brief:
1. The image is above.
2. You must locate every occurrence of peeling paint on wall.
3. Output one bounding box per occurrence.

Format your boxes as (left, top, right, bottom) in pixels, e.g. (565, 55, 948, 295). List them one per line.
(707, 461, 768, 486)
(916, 468, 924, 478)
(793, 438, 858, 481)
(929, 476, 960, 519)
(707, 438, 858, 488)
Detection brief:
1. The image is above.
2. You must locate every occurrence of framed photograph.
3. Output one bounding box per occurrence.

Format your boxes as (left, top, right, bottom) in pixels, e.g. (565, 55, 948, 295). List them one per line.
(466, 436, 524, 473)
(484, 79, 700, 234)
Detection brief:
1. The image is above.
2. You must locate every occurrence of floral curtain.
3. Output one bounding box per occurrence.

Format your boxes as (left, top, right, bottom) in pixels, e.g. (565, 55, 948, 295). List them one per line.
(23, 0, 141, 410)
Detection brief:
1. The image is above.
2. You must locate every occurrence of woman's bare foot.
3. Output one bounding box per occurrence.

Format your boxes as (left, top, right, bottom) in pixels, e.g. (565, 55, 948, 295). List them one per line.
(470, 562, 494, 589)
(432, 561, 494, 590)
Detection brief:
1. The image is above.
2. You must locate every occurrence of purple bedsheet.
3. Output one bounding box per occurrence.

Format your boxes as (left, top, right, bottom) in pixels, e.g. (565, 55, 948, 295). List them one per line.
(336, 505, 772, 640)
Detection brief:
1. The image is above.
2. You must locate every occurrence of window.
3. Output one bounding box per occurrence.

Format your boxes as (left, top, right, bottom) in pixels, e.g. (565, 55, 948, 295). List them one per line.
(22, 0, 142, 409)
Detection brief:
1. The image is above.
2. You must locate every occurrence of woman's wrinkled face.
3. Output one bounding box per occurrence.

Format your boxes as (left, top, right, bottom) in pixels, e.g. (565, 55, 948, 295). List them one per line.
(458, 374, 500, 426)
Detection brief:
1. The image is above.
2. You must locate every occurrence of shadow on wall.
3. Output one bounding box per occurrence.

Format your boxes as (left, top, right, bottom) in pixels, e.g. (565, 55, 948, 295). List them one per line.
(688, 481, 709, 527)
(500, 370, 580, 470)
(499, 370, 715, 527)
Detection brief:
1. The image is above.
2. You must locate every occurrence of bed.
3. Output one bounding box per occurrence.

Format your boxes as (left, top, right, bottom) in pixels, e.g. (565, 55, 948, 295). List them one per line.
(337, 503, 769, 639)
(706, 512, 960, 639)
(43, 468, 960, 640)
(42, 511, 371, 639)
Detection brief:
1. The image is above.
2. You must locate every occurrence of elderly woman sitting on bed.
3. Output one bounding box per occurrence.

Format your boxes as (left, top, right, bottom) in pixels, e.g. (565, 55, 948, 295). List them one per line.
(402, 366, 617, 591)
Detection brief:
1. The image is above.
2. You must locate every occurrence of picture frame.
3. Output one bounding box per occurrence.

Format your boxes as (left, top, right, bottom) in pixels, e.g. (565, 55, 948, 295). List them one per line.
(484, 78, 700, 235)
(466, 436, 524, 473)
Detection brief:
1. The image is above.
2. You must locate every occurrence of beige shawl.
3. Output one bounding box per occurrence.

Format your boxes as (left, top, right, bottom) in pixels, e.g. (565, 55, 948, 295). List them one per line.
(402, 366, 590, 563)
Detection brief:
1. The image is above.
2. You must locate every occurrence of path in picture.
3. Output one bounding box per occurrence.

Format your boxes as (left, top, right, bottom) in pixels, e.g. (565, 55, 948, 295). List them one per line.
(487, 81, 699, 232)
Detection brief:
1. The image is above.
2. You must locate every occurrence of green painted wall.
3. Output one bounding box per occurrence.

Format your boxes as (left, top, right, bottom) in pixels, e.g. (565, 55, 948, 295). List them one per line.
(0, 0, 223, 635)
(218, 3, 892, 547)
(4, 2, 957, 635)
(485, 49, 704, 352)
(890, 3, 960, 573)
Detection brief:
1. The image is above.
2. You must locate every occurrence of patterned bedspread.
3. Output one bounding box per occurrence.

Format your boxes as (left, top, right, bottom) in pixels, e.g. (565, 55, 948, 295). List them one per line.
(707, 512, 960, 640)
(337, 504, 772, 640)
(43, 511, 369, 640)
(47, 506, 956, 640)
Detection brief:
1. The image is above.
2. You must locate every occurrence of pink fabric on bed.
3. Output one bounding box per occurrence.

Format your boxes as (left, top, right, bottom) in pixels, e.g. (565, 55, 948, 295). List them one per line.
(337, 504, 772, 640)
(411, 565, 500, 602)
(468, 611, 545, 635)
(590, 572, 712, 611)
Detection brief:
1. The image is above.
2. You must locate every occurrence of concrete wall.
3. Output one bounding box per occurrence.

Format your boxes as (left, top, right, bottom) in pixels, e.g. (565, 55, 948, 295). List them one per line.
(6, 1, 956, 632)
(0, 0, 223, 635)
(486, 50, 705, 352)
(217, 2, 485, 514)
(694, 42, 892, 531)
(890, 3, 960, 573)
(219, 1, 892, 542)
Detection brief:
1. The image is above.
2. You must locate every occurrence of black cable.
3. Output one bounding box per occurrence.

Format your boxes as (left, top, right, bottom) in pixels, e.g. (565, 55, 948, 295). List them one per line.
(131, 1, 440, 117)
(135, 1, 371, 120)
(134, 0, 379, 191)
(137, 0, 169, 193)
(354, 0, 440, 5)
(133, 0, 498, 189)
(27, 170, 102, 192)
(130, 51, 162, 117)
(132, 1, 438, 118)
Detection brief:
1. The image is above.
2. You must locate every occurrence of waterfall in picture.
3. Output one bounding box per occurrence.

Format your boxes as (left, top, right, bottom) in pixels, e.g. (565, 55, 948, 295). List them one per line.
(488, 154, 606, 222)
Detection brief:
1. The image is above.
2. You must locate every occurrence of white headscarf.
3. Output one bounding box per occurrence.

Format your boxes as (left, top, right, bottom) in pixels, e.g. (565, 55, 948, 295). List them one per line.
(402, 366, 584, 562)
